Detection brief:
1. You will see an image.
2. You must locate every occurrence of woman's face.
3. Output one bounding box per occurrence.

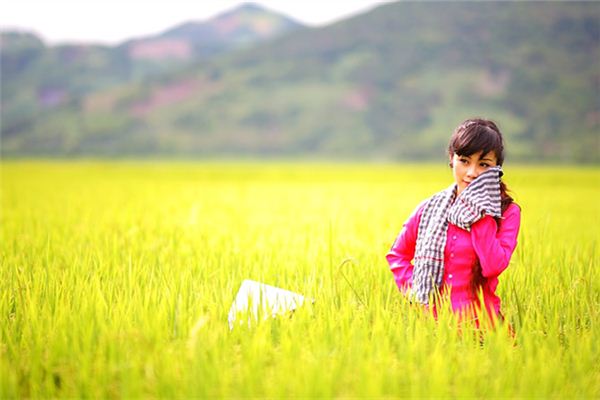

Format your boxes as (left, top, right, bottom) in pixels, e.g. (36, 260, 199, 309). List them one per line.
(451, 151, 498, 195)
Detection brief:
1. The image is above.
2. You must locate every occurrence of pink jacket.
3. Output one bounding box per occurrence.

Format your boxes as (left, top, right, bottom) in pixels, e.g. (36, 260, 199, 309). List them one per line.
(386, 200, 521, 319)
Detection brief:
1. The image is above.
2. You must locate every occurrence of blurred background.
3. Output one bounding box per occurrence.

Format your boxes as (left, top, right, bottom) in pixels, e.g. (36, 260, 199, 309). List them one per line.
(1, 1, 598, 162)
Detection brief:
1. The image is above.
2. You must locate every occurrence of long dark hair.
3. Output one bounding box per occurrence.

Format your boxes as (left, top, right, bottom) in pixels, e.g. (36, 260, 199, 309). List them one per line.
(448, 118, 514, 296)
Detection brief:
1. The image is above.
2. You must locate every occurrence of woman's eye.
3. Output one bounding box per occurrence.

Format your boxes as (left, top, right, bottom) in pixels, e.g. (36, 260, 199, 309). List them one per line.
(480, 163, 489, 168)
(460, 158, 468, 164)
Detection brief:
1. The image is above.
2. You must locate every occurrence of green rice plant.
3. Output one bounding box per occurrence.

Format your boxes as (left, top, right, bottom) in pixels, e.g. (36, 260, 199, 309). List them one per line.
(0, 161, 598, 398)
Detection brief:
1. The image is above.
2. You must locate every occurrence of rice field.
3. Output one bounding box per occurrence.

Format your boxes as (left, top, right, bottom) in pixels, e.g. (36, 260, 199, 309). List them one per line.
(1, 161, 599, 398)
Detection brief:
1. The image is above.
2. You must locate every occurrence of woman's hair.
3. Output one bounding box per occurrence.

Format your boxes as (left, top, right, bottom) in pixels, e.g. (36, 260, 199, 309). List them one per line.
(448, 118, 515, 297)
(448, 118, 513, 211)
(448, 118, 505, 166)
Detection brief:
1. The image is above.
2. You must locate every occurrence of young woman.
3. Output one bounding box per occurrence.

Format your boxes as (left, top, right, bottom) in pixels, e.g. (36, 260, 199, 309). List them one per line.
(386, 118, 521, 326)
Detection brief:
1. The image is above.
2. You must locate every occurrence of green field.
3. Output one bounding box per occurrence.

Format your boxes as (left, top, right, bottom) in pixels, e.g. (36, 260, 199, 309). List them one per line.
(1, 161, 599, 398)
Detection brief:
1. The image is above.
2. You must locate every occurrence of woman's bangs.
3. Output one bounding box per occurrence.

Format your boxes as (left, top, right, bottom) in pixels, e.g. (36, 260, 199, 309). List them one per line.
(454, 127, 502, 159)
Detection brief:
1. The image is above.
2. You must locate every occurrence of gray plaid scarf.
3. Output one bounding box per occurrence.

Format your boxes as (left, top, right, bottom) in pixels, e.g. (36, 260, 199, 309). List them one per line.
(412, 166, 503, 304)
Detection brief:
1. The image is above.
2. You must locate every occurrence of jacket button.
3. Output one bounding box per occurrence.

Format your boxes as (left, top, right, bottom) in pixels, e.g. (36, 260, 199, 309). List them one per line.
(449, 274, 453, 279)
(452, 235, 457, 240)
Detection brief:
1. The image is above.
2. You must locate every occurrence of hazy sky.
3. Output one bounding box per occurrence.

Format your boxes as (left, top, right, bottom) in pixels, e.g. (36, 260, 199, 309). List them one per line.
(0, 1, 392, 45)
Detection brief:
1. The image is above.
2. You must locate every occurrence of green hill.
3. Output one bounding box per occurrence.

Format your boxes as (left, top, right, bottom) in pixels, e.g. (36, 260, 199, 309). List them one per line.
(2, 2, 598, 162)
(0, 3, 303, 154)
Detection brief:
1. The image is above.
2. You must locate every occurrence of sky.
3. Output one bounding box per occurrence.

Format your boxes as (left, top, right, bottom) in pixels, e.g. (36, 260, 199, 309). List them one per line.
(0, 0, 392, 45)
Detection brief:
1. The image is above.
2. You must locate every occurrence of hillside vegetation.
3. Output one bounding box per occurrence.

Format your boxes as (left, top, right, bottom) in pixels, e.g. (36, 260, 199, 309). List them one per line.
(1, 2, 598, 161)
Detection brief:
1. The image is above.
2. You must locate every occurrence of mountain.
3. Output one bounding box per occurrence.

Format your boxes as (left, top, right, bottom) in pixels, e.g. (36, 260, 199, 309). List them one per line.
(0, 3, 303, 147)
(2, 2, 598, 162)
(159, 3, 302, 53)
(122, 3, 303, 74)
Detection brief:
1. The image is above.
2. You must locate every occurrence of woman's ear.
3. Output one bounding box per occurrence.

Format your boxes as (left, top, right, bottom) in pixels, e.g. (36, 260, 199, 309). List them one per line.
(448, 154, 454, 168)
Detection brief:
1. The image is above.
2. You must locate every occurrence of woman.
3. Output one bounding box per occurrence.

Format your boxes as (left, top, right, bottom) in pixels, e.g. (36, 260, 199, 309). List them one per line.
(386, 118, 521, 326)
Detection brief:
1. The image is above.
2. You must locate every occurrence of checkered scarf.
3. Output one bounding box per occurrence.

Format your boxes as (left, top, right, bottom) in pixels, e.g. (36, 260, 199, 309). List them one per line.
(411, 166, 503, 304)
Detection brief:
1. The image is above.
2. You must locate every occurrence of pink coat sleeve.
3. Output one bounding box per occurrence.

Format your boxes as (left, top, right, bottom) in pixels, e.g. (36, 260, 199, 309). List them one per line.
(470, 203, 521, 278)
(386, 201, 427, 292)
